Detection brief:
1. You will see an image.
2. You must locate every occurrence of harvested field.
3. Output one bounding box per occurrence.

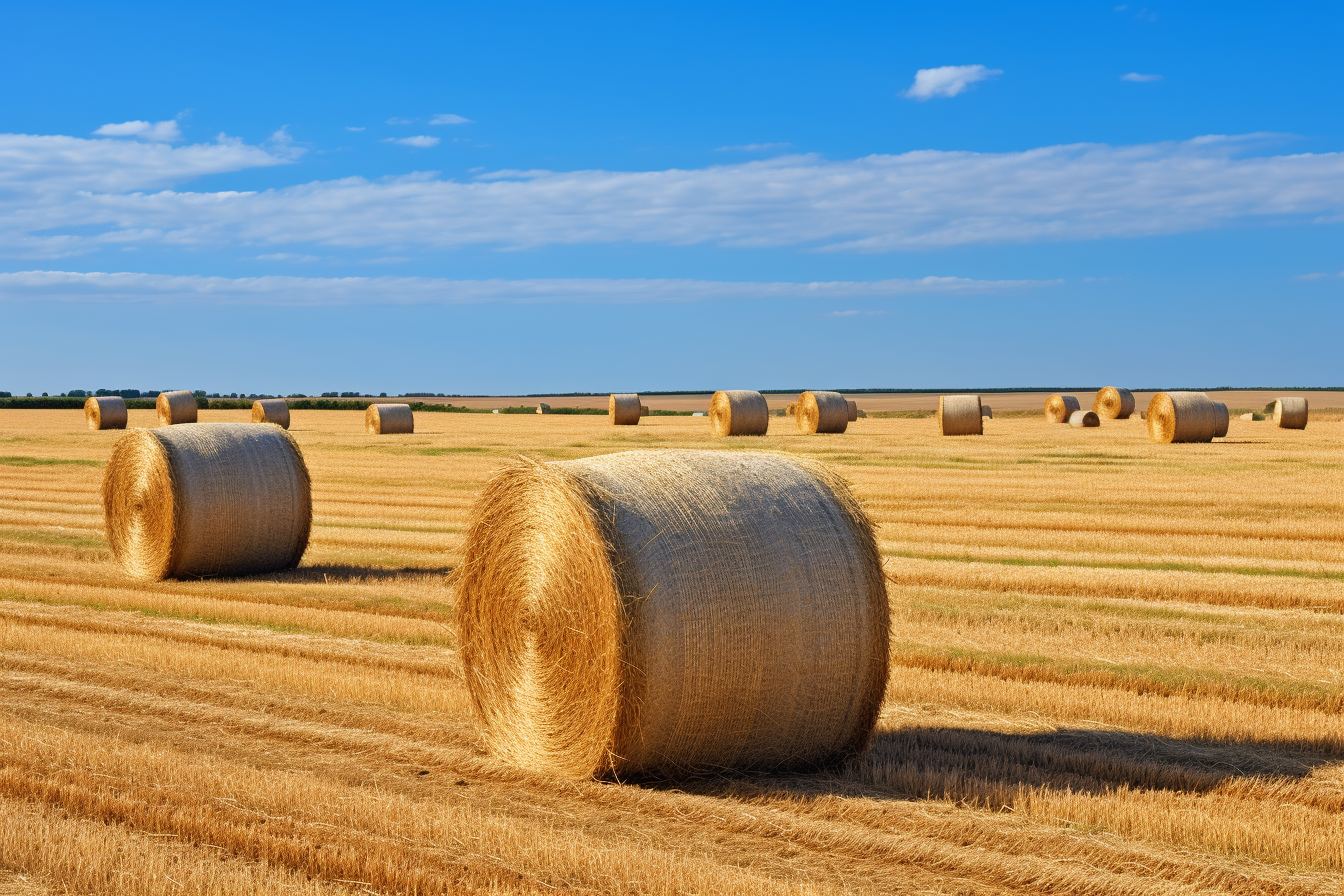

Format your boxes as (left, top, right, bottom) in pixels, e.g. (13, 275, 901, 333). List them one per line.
(0, 407, 1340, 894)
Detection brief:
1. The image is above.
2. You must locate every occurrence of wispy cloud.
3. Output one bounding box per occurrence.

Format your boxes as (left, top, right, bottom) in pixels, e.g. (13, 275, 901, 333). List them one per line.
(382, 135, 440, 148)
(1121, 72, 1163, 82)
(93, 119, 182, 142)
(345, 126, 366, 132)
(429, 113, 472, 125)
(903, 65, 1001, 100)
(1294, 271, 1344, 281)
(715, 142, 792, 152)
(385, 117, 414, 125)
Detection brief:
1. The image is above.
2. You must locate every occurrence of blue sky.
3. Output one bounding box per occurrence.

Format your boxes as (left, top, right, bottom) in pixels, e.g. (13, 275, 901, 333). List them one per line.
(1, 1, 1340, 394)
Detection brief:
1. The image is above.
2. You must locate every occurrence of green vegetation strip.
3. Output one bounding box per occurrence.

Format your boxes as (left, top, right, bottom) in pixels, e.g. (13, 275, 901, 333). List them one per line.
(884, 549, 1344, 582)
(0, 456, 102, 467)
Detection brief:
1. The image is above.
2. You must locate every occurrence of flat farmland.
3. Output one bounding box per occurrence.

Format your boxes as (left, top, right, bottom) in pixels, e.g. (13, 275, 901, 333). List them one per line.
(0, 408, 1341, 895)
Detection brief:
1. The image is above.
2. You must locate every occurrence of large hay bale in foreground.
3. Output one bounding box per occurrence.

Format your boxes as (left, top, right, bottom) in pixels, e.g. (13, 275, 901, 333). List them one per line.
(709, 390, 769, 437)
(1044, 394, 1080, 424)
(845, 399, 858, 422)
(84, 396, 127, 431)
(157, 391, 198, 426)
(251, 398, 290, 430)
(1272, 397, 1309, 430)
(1212, 402, 1229, 438)
(456, 449, 889, 779)
(795, 391, 849, 434)
(102, 423, 311, 580)
(938, 395, 983, 436)
(366, 403, 414, 434)
(1069, 410, 1100, 428)
(610, 393, 641, 426)
(1093, 387, 1135, 419)
(1146, 392, 1218, 443)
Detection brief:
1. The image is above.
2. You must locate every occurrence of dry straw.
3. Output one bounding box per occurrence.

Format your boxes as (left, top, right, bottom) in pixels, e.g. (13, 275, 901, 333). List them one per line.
(455, 449, 889, 779)
(1272, 397, 1309, 429)
(84, 396, 127, 431)
(709, 390, 769, 437)
(1212, 401, 1230, 438)
(785, 401, 797, 417)
(938, 395, 983, 436)
(845, 399, 859, 422)
(157, 391, 198, 426)
(102, 423, 311, 580)
(1093, 387, 1135, 419)
(251, 398, 290, 430)
(1069, 409, 1100, 428)
(610, 393, 642, 426)
(366, 403, 414, 435)
(1146, 391, 1218, 443)
(795, 391, 849, 434)
(981, 404, 993, 419)
(1044, 394, 1081, 424)
(640, 404, 651, 417)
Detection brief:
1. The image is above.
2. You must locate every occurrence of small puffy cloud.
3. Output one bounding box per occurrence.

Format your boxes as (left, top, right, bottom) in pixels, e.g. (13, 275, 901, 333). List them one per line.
(382, 135, 440, 148)
(429, 113, 472, 125)
(1121, 72, 1163, 82)
(94, 119, 182, 142)
(904, 65, 1002, 100)
(716, 142, 792, 152)
(345, 126, 366, 132)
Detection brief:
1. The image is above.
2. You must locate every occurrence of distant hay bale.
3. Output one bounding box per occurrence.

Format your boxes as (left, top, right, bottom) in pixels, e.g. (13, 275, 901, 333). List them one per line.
(610, 393, 641, 426)
(845, 399, 858, 422)
(981, 405, 993, 419)
(1044, 394, 1081, 424)
(84, 396, 127, 431)
(366, 403, 414, 434)
(795, 391, 849, 434)
(1212, 402, 1229, 438)
(102, 423, 311, 580)
(1093, 387, 1135, 419)
(251, 398, 290, 430)
(1069, 409, 1100, 428)
(786, 402, 797, 417)
(640, 404, 651, 417)
(1146, 392, 1218, 443)
(938, 395, 983, 436)
(1238, 412, 1256, 421)
(709, 390, 769, 437)
(157, 391, 198, 426)
(536, 403, 551, 415)
(1272, 397, 1309, 429)
(455, 449, 889, 779)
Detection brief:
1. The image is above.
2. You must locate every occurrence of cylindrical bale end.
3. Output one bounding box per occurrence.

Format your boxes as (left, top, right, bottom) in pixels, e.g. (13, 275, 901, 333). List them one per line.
(1272, 397, 1309, 429)
(366, 403, 414, 435)
(1044, 394, 1081, 424)
(1212, 402, 1229, 438)
(1093, 387, 1135, 419)
(1069, 410, 1100, 428)
(85, 396, 127, 431)
(610, 393, 642, 426)
(845, 399, 858, 422)
(1146, 392, 1218, 443)
(796, 391, 849, 434)
(938, 395, 983, 436)
(251, 399, 291, 430)
(709, 390, 769, 437)
(157, 391, 198, 426)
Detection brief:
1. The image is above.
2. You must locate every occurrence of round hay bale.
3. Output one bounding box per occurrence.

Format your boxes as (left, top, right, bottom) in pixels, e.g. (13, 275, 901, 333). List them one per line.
(1069, 409, 1100, 428)
(1044, 394, 1081, 424)
(251, 398, 290, 430)
(938, 395, 983, 436)
(610, 394, 641, 426)
(640, 404, 651, 417)
(102, 423, 311, 580)
(845, 399, 858, 422)
(1093, 387, 1135, 420)
(456, 449, 889, 779)
(709, 390, 769, 437)
(1238, 412, 1255, 421)
(785, 401, 797, 417)
(366, 403, 414, 435)
(1146, 392, 1217, 443)
(795, 391, 849, 434)
(1272, 397, 1308, 430)
(536, 403, 551, 415)
(1212, 402, 1229, 438)
(157, 391, 198, 426)
(981, 405, 993, 419)
(84, 396, 127, 431)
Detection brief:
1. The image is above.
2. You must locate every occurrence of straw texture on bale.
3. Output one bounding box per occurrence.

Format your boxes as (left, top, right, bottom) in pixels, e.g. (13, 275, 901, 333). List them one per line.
(610, 394, 642, 426)
(795, 391, 849, 434)
(1146, 391, 1218, 443)
(455, 449, 889, 779)
(1212, 402, 1230, 438)
(845, 399, 858, 422)
(102, 423, 311, 581)
(156, 390, 198, 426)
(938, 395, 983, 436)
(365, 403, 414, 435)
(640, 404, 651, 417)
(981, 405, 993, 419)
(1044, 394, 1081, 424)
(84, 396, 127, 431)
(1272, 397, 1309, 429)
(1093, 387, 1135, 419)
(1069, 409, 1100, 428)
(785, 402, 797, 417)
(251, 398, 290, 430)
(709, 390, 769, 437)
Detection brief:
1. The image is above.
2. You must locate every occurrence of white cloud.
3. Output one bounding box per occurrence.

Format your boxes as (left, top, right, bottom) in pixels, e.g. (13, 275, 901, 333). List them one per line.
(385, 117, 414, 125)
(430, 114, 473, 125)
(345, 126, 366, 132)
(94, 119, 182, 142)
(1294, 271, 1344, 280)
(382, 136, 440, 148)
(715, 142, 792, 152)
(903, 65, 1002, 100)
(252, 253, 321, 262)
(1121, 72, 1163, 82)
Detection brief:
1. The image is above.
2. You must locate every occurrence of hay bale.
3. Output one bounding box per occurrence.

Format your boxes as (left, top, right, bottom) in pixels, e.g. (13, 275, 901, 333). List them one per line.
(455, 449, 889, 779)
(536, 403, 551, 415)
(709, 390, 769, 437)
(366, 403, 414, 434)
(610, 393, 641, 426)
(84, 396, 127, 431)
(845, 399, 858, 422)
(785, 402, 797, 417)
(157, 391, 198, 426)
(640, 404, 651, 417)
(1238, 412, 1255, 421)
(251, 398, 290, 430)
(1272, 397, 1309, 429)
(102, 423, 311, 580)
(938, 395, 983, 436)
(1146, 392, 1218, 443)
(1044, 394, 1080, 424)
(981, 405, 993, 419)
(1069, 409, 1100, 428)
(795, 391, 849, 434)
(1212, 402, 1229, 438)
(1093, 387, 1135, 419)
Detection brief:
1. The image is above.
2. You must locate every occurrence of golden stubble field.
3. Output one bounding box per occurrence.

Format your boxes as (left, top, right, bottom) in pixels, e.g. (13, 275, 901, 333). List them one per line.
(0, 407, 1341, 895)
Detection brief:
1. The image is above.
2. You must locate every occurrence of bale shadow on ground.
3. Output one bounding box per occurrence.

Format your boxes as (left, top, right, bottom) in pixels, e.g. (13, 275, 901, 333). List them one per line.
(248, 563, 455, 584)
